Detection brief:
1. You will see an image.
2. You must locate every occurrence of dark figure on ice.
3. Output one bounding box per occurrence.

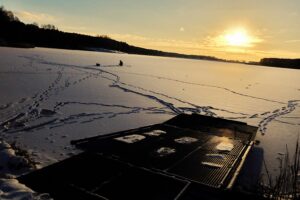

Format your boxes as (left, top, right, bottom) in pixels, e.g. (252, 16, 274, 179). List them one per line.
(119, 60, 123, 66)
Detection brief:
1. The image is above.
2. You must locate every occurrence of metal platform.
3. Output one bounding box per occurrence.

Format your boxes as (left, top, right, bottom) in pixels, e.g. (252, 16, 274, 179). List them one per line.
(18, 114, 258, 200)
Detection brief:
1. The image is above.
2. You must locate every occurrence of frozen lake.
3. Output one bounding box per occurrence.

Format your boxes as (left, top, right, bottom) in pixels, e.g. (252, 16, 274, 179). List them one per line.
(1, 46, 300, 179)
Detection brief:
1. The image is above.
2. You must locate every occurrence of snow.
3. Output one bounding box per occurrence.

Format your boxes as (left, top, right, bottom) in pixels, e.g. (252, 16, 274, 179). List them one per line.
(0, 140, 52, 200)
(0, 141, 32, 176)
(156, 147, 176, 157)
(216, 142, 234, 152)
(0, 178, 34, 200)
(143, 130, 166, 137)
(201, 161, 223, 169)
(0, 178, 53, 200)
(174, 137, 198, 144)
(0, 46, 300, 195)
(114, 134, 146, 144)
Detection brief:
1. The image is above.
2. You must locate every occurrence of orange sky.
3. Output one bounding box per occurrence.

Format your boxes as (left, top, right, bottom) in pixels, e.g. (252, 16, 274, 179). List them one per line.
(1, 0, 300, 61)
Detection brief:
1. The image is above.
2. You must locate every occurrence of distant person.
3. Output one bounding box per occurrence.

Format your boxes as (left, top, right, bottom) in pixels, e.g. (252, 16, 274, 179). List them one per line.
(119, 60, 123, 66)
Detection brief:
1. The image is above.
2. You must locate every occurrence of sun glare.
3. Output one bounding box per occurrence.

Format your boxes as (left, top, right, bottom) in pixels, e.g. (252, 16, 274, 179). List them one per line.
(224, 29, 250, 47)
(214, 27, 262, 50)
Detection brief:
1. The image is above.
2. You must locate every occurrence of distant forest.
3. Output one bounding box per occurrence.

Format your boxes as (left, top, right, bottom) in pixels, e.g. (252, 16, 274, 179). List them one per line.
(0, 6, 299, 69)
(0, 6, 219, 61)
(260, 58, 300, 69)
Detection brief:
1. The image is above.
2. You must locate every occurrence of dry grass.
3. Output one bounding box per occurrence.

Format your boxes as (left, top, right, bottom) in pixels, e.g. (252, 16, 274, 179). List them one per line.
(259, 139, 300, 200)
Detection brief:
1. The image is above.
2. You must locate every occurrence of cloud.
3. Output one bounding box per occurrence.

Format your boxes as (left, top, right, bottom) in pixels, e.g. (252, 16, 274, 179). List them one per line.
(285, 39, 300, 43)
(107, 32, 298, 61)
(205, 28, 263, 49)
(109, 33, 203, 52)
(109, 33, 149, 42)
(14, 10, 56, 24)
(63, 26, 88, 33)
(109, 33, 229, 53)
(289, 12, 298, 17)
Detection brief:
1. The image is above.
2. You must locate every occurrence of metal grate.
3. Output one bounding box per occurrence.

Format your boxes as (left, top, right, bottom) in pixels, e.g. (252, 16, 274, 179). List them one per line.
(200, 136, 245, 156)
(75, 125, 211, 170)
(18, 152, 189, 200)
(167, 136, 246, 188)
(168, 143, 243, 188)
(18, 114, 258, 199)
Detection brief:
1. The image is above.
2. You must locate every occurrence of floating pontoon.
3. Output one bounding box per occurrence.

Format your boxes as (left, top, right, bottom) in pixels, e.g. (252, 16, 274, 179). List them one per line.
(18, 114, 258, 200)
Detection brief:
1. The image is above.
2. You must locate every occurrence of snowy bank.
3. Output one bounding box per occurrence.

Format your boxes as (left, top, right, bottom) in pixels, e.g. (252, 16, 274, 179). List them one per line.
(0, 140, 52, 200)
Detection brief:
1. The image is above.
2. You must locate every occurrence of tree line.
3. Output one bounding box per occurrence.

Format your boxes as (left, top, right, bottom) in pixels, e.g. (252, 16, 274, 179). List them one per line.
(1, 6, 299, 69)
(0, 6, 218, 61)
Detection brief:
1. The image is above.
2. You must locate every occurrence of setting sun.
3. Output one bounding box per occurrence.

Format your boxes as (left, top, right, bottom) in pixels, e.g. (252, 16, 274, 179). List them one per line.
(214, 27, 262, 52)
(224, 30, 250, 47)
(1, 1, 300, 199)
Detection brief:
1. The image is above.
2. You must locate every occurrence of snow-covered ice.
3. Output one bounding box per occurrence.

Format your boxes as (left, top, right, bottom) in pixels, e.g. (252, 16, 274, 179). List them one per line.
(1, 46, 300, 194)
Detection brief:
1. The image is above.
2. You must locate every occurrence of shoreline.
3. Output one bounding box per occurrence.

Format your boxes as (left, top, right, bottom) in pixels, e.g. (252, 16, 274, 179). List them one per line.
(1, 44, 300, 71)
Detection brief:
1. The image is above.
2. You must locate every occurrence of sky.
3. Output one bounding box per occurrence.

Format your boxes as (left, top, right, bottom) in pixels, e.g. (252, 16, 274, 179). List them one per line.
(1, 0, 300, 61)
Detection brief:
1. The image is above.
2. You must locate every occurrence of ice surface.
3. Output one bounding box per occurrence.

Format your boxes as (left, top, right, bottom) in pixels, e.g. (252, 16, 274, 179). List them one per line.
(0, 46, 300, 189)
